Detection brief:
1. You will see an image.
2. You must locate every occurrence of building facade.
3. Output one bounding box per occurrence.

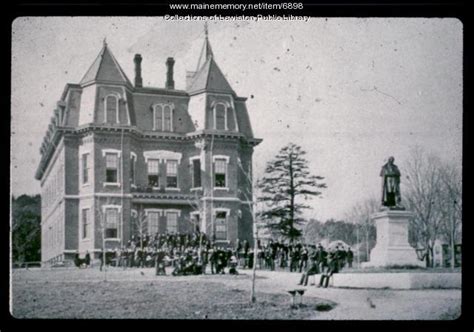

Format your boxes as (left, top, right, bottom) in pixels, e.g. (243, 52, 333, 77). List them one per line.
(35, 31, 262, 264)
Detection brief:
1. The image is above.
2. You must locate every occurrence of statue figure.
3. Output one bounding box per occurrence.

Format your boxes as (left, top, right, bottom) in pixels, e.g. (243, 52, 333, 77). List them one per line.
(380, 156, 403, 209)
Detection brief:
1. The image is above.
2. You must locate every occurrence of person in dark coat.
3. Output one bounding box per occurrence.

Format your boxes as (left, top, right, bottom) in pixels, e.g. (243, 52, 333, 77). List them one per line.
(216, 248, 227, 274)
(155, 249, 166, 275)
(346, 248, 354, 268)
(99, 250, 104, 271)
(319, 251, 338, 288)
(299, 246, 309, 273)
(85, 251, 91, 267)
(316, 244, 328, 273)
(247, 251, 254, 270)
(209, 247, 217, 274)
(74, 253, 82, 268)
(335, 246, 346, 271)
(290, 247, 301, 272)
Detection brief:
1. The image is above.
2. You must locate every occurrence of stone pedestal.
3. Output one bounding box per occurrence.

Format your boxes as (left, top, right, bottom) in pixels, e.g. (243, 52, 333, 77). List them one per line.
(362, 210, 425, 268)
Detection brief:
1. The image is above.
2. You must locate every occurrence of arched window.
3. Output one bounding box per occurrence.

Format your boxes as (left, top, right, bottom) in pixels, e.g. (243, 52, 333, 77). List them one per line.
(215, 103, 227, 130)
(105, 95, 119, 124)
(153, 104, 174, 132)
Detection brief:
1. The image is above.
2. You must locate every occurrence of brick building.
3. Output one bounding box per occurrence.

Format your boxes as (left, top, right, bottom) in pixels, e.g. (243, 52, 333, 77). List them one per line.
(35, 29, 262, 264)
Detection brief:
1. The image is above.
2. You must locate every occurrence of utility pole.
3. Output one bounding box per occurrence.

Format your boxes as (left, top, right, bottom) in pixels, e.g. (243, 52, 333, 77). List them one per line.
(450, 200, 456, 270)
(120, 127, 124, 248)
(251, 201, 258, 303)
(209, 133, 215, 243)
(237, 157, 258, 303)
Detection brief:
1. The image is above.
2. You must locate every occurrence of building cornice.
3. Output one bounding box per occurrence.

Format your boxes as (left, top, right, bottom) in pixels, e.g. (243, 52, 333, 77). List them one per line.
(36, 125, 262, 181)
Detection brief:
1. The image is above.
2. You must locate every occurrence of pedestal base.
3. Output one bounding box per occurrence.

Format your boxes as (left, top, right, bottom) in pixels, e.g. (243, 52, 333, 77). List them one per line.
(362, 210, 425, 268)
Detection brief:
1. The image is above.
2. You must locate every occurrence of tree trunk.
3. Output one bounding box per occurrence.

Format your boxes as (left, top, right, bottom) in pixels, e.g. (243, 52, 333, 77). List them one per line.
(289, 154, 295, 240)
(451, 212, 456, 269)
(250, 220, 258, 303)
(102, 232, 107, 281)
(425, 246, 433, 268)
(365, 226, 370, 261)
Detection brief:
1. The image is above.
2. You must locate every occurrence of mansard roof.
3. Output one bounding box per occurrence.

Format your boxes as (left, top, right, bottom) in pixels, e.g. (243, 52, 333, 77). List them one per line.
(79, 41, 133, 87)
(187, 57, 235, 95)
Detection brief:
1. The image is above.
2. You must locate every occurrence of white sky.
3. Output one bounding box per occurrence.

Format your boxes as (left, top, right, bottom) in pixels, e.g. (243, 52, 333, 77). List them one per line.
(11, 17, 463, 221)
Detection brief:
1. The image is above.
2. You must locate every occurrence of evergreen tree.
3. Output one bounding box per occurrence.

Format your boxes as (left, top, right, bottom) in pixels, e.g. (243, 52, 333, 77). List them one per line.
(12, 194, 41, 264)
(257, 143, 326, 242)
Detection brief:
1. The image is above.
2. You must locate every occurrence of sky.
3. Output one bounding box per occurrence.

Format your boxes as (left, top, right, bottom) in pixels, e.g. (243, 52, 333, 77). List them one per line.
(11, 17, 463, 221)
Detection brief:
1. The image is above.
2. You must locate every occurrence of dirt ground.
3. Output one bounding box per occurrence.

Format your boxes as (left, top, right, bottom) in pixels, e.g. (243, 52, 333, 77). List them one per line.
(10, 267, 461, 320)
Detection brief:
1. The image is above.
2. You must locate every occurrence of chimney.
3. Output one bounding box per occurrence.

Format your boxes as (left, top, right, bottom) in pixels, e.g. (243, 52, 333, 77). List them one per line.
(166, 57, 175, 89)
(134, 54, 143, 88)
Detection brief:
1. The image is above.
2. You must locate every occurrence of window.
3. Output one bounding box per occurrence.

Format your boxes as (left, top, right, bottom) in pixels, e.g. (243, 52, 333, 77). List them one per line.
(191, 158, 201, 188)
(154, 106, 163, 131)
(82, 153, 90, 184)
(147, 159, 160, 187)
(153, 104, 173, 132)
(166, 160, 178, 188)
(147, 211, 160, 235)
(214, 158, 227, 188)
(82, 208, 90, 239)
(105, 208, 119, 238)
(166, 212, 178, 233)
(215, 103, 226, 130)
(130, 153, 136, 185)
(163, 105, 172, 131)
(105, 95, 118, 124)
(105, 153, 119, 183)
(215, 211, 227, 240)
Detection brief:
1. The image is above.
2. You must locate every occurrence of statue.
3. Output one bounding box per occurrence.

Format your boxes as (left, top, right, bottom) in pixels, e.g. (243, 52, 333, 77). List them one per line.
(380, 156, 403, 209)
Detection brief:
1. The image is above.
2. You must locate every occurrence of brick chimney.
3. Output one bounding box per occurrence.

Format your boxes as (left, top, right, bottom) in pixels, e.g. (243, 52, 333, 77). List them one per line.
(134, 54, 143, 88)
(166, 57, 175, 89)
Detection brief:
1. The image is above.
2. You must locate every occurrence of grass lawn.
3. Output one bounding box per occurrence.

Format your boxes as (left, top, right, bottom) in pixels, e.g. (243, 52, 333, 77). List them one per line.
(11, 267, 461, 320)
(11, 267, 336, 319)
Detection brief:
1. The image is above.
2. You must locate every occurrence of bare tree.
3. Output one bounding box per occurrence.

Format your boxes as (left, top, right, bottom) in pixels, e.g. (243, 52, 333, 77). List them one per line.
(95, 196, 115, 280)
(131, 204, 148, 250)
(344, 197, 378, 262)
(186, 190, 206, 263)
(237, 157, 261, 303)
(403, 147, 445, 267)
(438, 162, 462, 269)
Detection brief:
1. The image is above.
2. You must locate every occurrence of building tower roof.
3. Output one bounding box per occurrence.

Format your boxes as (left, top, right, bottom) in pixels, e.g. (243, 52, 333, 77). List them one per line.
(80, 39, 133, 87)
(187, 24, 235, 95)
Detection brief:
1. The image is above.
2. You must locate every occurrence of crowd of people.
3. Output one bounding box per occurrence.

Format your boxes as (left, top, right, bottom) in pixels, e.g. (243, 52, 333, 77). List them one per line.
(75, 231, 355, 287)
(98, 232, 240, 276)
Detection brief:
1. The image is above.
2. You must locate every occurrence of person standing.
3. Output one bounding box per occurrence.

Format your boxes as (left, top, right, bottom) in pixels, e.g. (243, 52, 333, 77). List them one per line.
(85, 251, 91, 268)
(290, 246, 301, 272)
(316, 244, 328, 274)
(347, 248, 354, 268)
(155, 248, 166, 275)
(299, 246, 309, 273)
(99, 250, 104, 272)
(209, 246, 217, 274)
